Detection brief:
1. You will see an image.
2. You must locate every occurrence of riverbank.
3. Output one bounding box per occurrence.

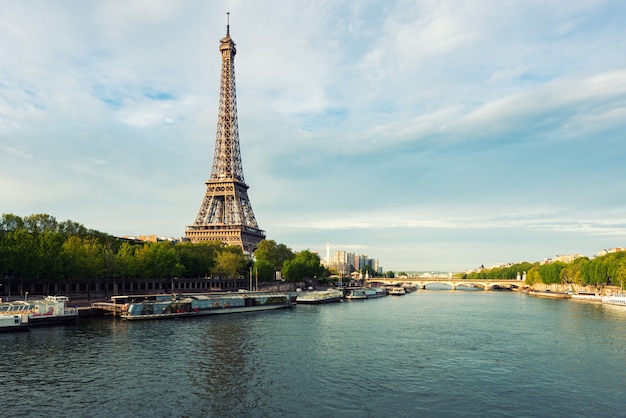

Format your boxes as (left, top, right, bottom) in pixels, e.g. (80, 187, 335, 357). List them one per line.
(527, 282, 620, 296)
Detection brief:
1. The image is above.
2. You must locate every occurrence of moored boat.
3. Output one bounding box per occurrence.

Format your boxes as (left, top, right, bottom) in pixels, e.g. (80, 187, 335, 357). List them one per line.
(296, 289, 343, 304)
(0, 313, 29, 333)
(345, 288, 367, 300)
(570, 292, 603, 302)
(28, 296, 78, 325)
(602, 294, 626, 306)
(364, 287, 387, 298)
(528, 290, 570, 299)
(387, 286, 406, 296)
(0, 295, 78, 327)
(116, 292, 296, 320)
(402, 284, 418, 293)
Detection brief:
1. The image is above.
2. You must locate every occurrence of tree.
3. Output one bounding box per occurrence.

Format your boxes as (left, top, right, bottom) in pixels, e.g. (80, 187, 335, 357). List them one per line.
(539, 262, 565, 284)
(213, 247, 248, 279)
(115, 241, 138, 279)
(5, 228, 39, 279)
(135, 241, 180, 279)
(0, 213, 25, 232)
(254, 240, 294, 271)
(525, 265, 541, 286)
(614, 258, 626, 289)
(23, 213, 58, 236)
(37, 230, 66, 282)
(362, 265, 376, 277)
(175, 241, 220, 278)
(282, 250, 324, 282)
(253, 259, 275, 282)
(560, 257, 588, 284)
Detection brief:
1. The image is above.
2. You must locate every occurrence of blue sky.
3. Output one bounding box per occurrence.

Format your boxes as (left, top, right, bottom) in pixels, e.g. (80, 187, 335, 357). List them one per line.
(1, 0, 626, 272)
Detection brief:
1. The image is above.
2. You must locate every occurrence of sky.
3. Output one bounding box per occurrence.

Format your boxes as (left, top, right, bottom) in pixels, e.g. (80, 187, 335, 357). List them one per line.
(1, 0, 626, 272)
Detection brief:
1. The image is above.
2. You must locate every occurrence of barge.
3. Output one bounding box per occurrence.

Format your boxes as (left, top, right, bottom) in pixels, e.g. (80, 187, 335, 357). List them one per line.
(113, 292, 296, 320)
(296, 288, 343, 304)
(0, 295, 78, 327)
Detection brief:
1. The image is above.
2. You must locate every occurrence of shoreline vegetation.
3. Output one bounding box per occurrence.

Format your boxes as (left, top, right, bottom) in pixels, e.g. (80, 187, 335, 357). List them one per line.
(459, 254, 625, 293)
(0, 213, 325, 300)
(2, 213, 625, 300)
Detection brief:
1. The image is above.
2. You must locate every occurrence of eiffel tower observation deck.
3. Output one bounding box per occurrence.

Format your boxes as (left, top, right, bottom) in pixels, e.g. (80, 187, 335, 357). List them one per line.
(185, 16, 265, 254)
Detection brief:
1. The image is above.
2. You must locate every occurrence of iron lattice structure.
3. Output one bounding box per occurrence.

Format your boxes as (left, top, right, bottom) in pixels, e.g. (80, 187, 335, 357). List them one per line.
(185, 22, 265, 254)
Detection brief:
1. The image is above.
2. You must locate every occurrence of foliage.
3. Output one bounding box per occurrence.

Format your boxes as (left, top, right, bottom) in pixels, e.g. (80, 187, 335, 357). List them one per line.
(0, 213, 258, 284)
(538, 261, 566, 284)
(281, 250, 324, 282)
(254, 240, 294, 271)
(361, 265, 376, 277)
(8, 212, 624, 290)
(213, 246, 248, 279)
(471, 253, 626, 288)
(253, 259, 276, 282)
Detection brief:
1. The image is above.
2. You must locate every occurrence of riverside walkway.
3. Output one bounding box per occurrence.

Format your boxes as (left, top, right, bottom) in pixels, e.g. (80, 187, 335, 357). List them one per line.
(367, 278, 527, 291)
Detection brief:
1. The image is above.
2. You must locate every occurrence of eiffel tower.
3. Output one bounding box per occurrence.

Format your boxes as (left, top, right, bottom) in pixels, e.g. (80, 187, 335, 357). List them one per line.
(185, 17, 265, 254)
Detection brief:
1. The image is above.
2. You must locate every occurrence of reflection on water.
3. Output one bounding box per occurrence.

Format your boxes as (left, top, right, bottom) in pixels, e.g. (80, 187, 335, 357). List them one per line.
(189, 317, 267, 416)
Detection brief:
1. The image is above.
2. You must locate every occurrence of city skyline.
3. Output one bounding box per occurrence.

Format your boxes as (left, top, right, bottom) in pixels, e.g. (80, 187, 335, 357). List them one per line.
(2, 1, 626, 272)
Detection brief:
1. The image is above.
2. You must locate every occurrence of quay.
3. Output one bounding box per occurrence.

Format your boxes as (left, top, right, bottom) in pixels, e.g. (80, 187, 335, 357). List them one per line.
(90, 301, 125, 316)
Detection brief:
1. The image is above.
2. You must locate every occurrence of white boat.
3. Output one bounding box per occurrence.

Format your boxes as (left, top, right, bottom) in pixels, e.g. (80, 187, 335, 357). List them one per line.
(0, 296, 78, 326)
(387, 287, 406, 296)
(364, 287, 387, 298)
(602, 294, 626, 306)
(345, 288, 367, 300)
(570, 292, 602, 302)
(402, 284, 418, 293)
(115, 292, 296, 320)
(296, 289, 343, 304)
(0, 313, 29, 333)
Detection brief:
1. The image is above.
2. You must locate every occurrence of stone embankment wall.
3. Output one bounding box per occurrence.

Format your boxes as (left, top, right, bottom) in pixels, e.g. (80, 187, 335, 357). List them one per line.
(528, 282, 621, 295)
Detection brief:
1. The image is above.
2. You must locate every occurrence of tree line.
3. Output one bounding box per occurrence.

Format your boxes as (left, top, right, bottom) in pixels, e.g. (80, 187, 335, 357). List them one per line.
(0, 213, 327, 287)
(462, 252, 626, 287)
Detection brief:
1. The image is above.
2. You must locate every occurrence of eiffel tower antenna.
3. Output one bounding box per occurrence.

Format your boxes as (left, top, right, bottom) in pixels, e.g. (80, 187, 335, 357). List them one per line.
(185, 18, 265, 254)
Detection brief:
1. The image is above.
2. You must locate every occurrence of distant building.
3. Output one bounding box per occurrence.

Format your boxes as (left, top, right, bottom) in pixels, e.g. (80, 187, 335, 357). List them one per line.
(552, 254, 585, 263)
(596, 247, 625, 257)
(121, 235, 180, 244)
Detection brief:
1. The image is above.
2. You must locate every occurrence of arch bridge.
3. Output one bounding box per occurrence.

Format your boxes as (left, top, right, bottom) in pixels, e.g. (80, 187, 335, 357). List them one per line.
(366, 278, 528, 291)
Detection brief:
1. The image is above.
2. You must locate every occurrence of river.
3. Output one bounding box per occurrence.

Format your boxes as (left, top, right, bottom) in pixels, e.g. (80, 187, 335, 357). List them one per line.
(1, 290, 625, 417)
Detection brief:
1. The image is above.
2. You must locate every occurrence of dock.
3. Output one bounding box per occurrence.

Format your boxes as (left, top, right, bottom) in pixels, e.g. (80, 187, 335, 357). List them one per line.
(90, 302, 125, 316)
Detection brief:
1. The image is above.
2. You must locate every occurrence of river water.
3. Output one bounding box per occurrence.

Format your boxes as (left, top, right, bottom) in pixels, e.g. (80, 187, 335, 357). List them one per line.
(1, 290, 625, 417)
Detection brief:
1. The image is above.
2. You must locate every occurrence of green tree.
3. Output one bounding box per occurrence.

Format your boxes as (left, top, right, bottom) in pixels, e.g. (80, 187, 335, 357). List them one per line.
(525, 265, 541, 286)
(213, 246, 247, 279)
(114, 241, 138, 279)
(23, 213, 58, 236)
(254, 240, 294, 271)
(581, 257, 608, 285)
(253, 259, 276, 282)
(560, 257, 588, 284)
(61, 236, 96, 281)
(175, 241, 219, 278)
(539, 262, 565, 284)
(5, 228, 39, 279)
(614, 258, 626, 289)
(0, 213, 25, 232)
(37, 230, 66, 282)
(135, 241, 180, 279)
(362, 265, 376, 277)
(282, 250, 324, 282)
